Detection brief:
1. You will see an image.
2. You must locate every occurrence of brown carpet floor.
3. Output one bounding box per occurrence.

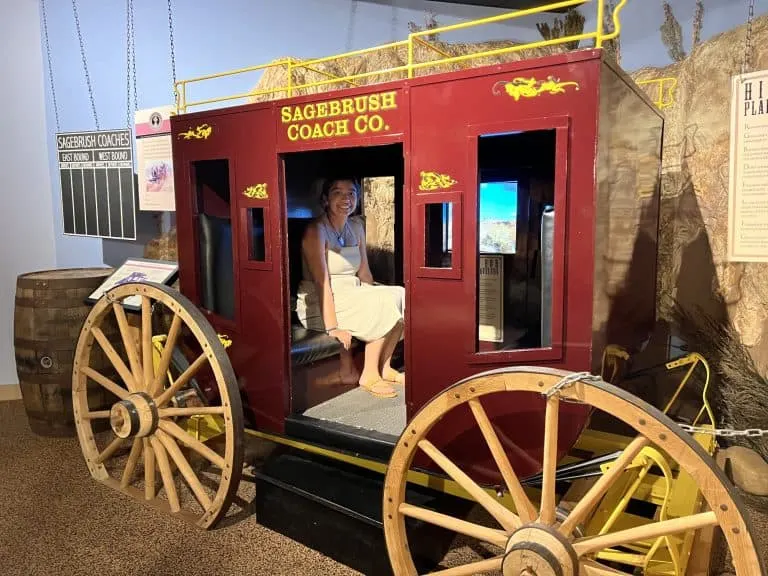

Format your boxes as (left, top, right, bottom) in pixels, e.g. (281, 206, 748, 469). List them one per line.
(0, 400, 362, 576)
(3, 398, 767, 576)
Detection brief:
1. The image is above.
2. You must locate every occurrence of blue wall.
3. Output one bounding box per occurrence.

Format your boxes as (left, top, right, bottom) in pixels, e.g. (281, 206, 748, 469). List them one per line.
(39, 0, 768, 268)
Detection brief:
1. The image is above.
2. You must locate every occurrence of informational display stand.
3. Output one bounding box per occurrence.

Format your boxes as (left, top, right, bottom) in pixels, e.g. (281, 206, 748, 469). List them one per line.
(86, 258, 179, 312)
(56, 129, 137, 240)
(728, 69, 768, 262)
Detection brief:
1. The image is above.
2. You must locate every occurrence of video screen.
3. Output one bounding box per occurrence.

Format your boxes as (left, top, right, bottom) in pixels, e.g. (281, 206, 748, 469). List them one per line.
(478, 180, 518, 254)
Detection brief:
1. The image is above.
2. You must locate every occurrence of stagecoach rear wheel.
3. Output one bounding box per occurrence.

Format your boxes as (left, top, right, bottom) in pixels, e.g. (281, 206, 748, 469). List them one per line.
(72, 281, 243, 530)
(383, 367, 764, 576)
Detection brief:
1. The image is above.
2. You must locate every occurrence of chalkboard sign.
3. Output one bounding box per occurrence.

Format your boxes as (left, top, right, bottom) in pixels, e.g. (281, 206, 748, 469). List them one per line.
(56, 129, 137, 240)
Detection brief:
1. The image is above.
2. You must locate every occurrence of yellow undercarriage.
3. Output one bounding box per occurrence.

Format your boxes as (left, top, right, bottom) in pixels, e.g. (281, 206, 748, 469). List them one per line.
(154, 334, 716, 576)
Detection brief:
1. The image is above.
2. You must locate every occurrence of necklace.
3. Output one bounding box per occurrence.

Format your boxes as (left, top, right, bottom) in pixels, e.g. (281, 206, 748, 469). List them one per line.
(326, 218, 348, 247)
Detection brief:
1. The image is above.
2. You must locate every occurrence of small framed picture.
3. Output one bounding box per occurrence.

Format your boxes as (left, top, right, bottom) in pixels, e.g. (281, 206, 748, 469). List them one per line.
(86, 258, 179, 312)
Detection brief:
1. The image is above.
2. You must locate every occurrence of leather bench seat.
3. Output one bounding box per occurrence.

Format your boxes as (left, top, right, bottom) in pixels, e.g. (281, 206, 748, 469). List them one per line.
(290, 325, 359, 367)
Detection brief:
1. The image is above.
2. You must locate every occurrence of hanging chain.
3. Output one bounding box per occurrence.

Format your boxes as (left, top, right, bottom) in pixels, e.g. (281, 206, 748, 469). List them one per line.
(125, 0, 132, 128)
(125, 0, 137, 129)
(742, 0, 756, 75)
(545, 372, 768, 439)
(346, 0, 358, 53)
(72, 0, 99, 130)
(168, 0, 177, 105)
(41, 0, 60, 133)
(391, 0, 398, 43)
(130, 0, 137, 116)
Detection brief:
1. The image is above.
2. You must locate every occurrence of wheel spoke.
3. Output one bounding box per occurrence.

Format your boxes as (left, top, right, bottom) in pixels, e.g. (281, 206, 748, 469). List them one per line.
(112, 302, 142, 388)
(418, 439, 519, 532)
(92, 326, 138, 393)
(150, 435, 181, 513)
(157, 429, 212, 510)
(142, 295, 154, 388)
(572, 511, 718, 556)
(81, 366, 128, 400)
(468, 398, 537, 523)
(143, 437, 155, 500)
(120, 438, 144, 488)
(580, 559, 634, 575)
(559, 435, 649, 536)
(399, 503, 507, 548)
(150, 314, 183, 397)
(539, 395, 559, 525)
(425, 556, 503, 576)
(158, 419, 226, 469)
(159, 406, 225, 418)
(155, 352, 209, 407)
(84, 410, 111, 419)
(95, 435, 124, 464)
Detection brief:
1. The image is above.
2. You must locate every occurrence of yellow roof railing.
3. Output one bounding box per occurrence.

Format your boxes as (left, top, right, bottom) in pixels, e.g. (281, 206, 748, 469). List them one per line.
(174, 0, 628, 114)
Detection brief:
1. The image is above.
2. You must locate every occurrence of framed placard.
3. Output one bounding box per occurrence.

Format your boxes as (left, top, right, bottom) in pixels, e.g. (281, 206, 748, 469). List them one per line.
(478, 254, 504, 343)
(86, 258, 179, 311)
(728, 69, 768, 262)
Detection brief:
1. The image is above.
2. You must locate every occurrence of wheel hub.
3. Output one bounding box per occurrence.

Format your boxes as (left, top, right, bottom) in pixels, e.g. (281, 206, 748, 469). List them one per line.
(502, 525, 577, 576)
(109, 392, 159, 439)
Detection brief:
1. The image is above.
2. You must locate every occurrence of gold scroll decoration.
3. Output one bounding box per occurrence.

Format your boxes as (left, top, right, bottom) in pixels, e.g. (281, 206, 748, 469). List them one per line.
(419, 171, 457, 191)
(178, 123, 213, 140)
(243, 184, 268, 199)
(492, 76, 580, 101)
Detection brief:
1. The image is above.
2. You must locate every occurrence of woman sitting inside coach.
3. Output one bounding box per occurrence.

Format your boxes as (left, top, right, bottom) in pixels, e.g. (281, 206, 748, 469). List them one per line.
(295, 176, 405, 399)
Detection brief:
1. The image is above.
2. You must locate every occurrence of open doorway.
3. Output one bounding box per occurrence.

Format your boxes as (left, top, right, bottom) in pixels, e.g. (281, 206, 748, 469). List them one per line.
(282, 143, 406, 443)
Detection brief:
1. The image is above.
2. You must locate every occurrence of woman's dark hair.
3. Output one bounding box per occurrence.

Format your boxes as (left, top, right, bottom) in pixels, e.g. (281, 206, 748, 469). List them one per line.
(319, 176, 360, 210)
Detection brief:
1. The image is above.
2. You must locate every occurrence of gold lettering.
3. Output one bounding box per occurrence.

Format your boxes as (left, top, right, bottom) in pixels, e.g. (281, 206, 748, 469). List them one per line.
(368, 114, 384, 132)
(283, 92, 398, 141)
(380, 91, 397, 110)
(336, 119, 350, 136)
(354, 115, 369, 134)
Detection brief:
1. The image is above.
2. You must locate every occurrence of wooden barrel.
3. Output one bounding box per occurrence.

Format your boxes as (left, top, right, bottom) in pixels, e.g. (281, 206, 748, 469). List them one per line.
(14, 267, 119, 437)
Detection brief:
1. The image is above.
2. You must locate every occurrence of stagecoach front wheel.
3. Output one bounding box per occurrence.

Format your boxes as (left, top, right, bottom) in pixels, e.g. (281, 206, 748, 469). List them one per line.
(383, 367, 764, 575)
(72, 281, 244, 530)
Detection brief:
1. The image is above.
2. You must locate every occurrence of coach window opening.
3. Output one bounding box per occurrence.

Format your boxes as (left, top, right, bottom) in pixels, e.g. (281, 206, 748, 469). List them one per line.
(472, 128, 557, 355)
(282, 143, 407, 441)
(190, 158, 236, 323)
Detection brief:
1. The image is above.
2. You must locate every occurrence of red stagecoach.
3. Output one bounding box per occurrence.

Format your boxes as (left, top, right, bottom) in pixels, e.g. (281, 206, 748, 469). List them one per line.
(71, 26, 764, 576)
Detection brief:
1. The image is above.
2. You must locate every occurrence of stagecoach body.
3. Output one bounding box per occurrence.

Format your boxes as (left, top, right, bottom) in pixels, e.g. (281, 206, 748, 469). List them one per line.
(70, 44, 766, 576)
(169, 49, 663, 482)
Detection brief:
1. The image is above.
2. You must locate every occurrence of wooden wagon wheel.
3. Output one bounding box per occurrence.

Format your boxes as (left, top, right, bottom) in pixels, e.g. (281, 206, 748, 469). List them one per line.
(383, 367, 765, 575)
(72, 281, 243, 529)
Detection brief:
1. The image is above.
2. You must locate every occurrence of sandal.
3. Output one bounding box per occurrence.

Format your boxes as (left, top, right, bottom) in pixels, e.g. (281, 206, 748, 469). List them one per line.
(383, 369, 405, 386)
(360, 378, 398, 398)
